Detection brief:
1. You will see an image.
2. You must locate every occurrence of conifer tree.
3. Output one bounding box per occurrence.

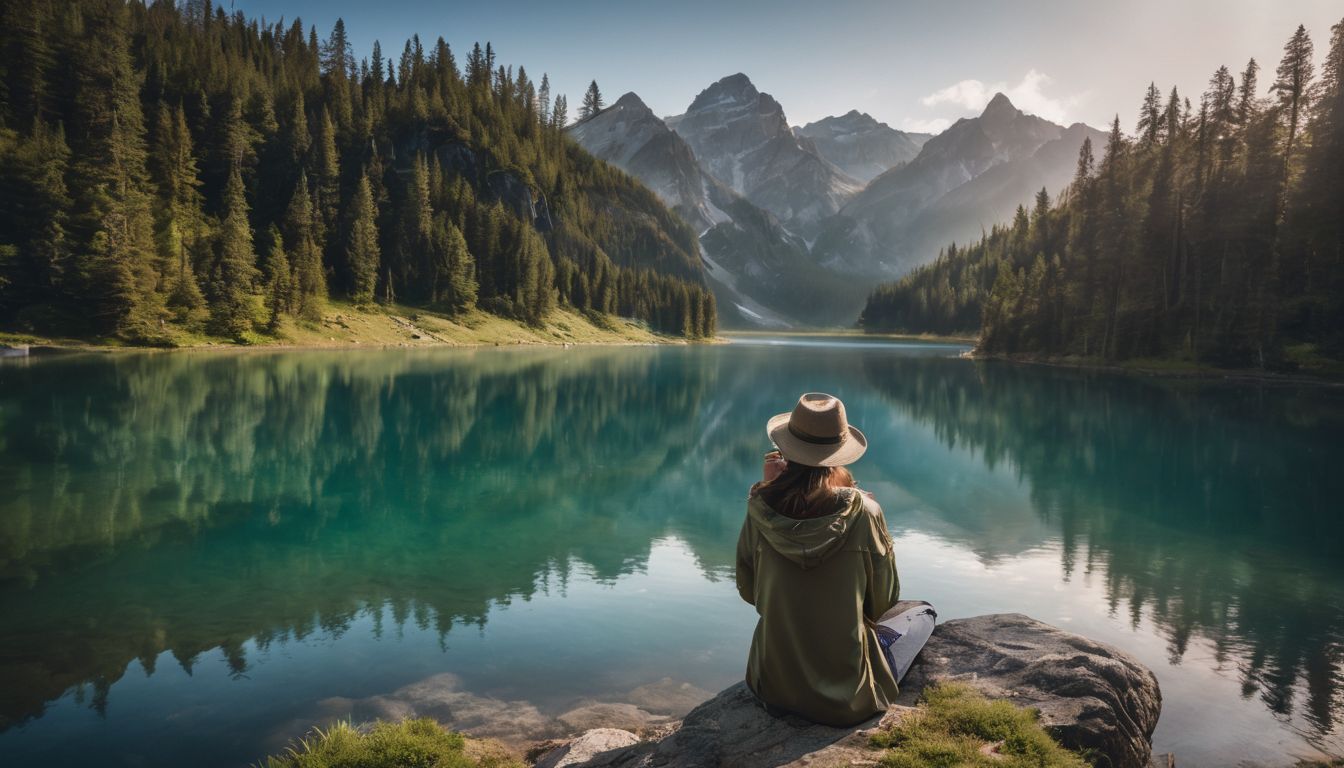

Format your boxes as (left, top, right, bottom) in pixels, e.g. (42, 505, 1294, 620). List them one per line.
(72, 0, 162, 337)
(284, 173, 326, 321)
(281, 92, 311, 178)
(551, 94, 568, 129)
(310, 106, 340, 247)
(152, 104, 208, 328)
(430, 212, 476, 314)
(580, 80, 603, 121)
(208, 164, 259, 337)
(344, 170, 380, 304)
(262, 225, 293, 330)
(1237, 59, 1261, 126)
(1137, 83, 1164, 147)
(394, 153, 434, 300)
(1273, 25, 1314, 210)
(537, 73, 551, 125)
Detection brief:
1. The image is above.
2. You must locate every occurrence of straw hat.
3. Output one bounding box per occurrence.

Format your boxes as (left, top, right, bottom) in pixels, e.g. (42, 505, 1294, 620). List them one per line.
(766, 393, 867, 467)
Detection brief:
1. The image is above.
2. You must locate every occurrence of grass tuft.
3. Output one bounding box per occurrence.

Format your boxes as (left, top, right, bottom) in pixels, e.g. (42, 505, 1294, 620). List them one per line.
(258, 718, 522, 768)
(870, 683, 1089, 768)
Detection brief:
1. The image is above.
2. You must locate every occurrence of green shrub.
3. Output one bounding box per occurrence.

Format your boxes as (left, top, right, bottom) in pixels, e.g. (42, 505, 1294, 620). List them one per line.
(259, 718, 521, 768)
(870, 683, 1089, 768)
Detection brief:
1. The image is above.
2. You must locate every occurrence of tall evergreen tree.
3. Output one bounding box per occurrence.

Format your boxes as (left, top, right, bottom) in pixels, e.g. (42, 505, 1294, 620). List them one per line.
(262, 224, 292, 330)
(579, 80, 603, 121)
(551, 94, 568, 130)
(208, 164, 259, 337)
(284, 173, 326, 321)
(344, 170, 380, 304)
(149, 104, 208, 326)
(71, 0, 162, 337)
(1272, 25, 1315, 215)
(1137, 82, 1164, 147)
(537, 73, 551, 126)
(310, 106, 340, 251)
(430, 212, 476, 314)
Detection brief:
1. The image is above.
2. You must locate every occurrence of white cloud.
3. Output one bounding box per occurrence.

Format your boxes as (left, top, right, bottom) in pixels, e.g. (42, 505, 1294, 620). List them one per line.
(919, 69, 1087, 125)
(900, 117, 952, 134)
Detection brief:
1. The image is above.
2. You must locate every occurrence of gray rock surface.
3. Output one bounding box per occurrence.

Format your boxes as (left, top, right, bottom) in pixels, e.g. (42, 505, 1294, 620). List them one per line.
(535, 728, 643, 768)
(898, 612, 1161, 768)
(668, 73, 862, 240)
(536, 611, 1161, 768)
(795, 111, 930, 183)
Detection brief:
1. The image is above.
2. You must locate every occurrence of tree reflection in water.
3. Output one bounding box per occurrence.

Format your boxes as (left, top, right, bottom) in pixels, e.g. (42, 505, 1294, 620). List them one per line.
(0, 348, 716, 729)
(861, 354, 1344, 741)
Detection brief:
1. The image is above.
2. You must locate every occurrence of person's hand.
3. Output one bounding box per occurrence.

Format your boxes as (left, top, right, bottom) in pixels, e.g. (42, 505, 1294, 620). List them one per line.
(763, 450, 787, 483)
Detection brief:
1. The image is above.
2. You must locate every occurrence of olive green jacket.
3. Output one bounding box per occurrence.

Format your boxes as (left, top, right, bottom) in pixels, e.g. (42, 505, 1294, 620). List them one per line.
(735, 487, 901, 726)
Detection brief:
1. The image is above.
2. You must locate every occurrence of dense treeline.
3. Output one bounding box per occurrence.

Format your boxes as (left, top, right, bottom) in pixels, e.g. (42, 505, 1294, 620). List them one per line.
(862, 19, 1344, 368)
(0, 0, 716, 341)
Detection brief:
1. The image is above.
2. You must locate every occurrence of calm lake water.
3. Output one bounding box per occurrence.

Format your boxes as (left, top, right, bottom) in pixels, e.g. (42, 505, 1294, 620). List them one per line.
(1, 338, 1342, 767)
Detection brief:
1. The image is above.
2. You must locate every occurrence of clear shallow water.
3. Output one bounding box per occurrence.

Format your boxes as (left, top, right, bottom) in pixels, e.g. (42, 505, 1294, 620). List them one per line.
(0, 339, 1341, 767)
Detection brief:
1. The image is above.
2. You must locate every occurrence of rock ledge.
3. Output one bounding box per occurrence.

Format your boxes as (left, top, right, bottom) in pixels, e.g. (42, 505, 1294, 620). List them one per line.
(534, 612, 1162, 768)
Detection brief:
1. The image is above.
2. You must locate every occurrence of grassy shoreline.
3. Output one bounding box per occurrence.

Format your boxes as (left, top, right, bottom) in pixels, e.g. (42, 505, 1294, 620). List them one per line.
(0, 302, 701, 353)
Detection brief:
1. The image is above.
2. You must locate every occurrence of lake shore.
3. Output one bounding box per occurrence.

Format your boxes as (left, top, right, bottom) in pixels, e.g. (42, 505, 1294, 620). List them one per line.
(729, 329, 978, 344)
(974, 350, 1344, 386)
(0, 302, 706, 354)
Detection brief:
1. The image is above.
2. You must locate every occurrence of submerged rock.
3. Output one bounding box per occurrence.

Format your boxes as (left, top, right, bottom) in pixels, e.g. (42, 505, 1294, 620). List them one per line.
(534, 612, 1161, 768)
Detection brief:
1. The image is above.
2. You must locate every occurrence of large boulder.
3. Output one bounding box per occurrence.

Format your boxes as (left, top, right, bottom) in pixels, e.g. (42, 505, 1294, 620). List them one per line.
(535, 612, 1161, 768)
(898, 613, 1161, 768)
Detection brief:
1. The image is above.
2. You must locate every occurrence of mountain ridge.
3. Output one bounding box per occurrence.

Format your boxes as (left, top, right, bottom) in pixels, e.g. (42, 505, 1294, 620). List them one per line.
(795, 111, 931, 183)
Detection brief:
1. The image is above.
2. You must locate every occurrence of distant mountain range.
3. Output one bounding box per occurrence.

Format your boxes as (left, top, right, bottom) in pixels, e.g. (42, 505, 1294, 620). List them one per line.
(813, 93, 1107, 278)
(569, 76, 1100, 327)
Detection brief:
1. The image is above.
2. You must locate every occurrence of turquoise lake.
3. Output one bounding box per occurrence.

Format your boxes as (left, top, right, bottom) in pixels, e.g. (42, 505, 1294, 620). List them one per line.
(1, 338, 1342, 766)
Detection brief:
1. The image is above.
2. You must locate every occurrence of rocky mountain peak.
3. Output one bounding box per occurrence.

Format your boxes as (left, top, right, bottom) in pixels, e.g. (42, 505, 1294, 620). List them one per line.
(687, 73, 761, 112)
(611, 91, 652, 113)
(980, 92, 1018, 122)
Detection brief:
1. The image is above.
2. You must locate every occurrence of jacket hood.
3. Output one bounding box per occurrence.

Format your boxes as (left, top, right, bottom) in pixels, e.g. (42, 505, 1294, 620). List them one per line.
(747, 488, 866, 569)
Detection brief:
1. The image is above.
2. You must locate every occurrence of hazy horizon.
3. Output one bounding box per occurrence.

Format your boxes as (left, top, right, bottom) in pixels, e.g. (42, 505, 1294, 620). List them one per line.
(230, 0, 1341, 134)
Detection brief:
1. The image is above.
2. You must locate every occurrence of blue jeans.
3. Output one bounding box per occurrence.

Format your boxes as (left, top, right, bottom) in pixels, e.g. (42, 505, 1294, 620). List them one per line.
(873, 602, 937, 683)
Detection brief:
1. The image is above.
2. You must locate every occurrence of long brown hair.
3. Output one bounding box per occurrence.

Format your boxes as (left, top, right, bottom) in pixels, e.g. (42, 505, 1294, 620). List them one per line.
(754, 462, 855, 519)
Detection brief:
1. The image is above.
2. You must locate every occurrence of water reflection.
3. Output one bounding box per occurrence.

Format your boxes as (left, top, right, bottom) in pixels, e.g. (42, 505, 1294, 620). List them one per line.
(0, 348, 717, 729)
(861, 354, 1344, 744)
(1, 343, 1343, 764)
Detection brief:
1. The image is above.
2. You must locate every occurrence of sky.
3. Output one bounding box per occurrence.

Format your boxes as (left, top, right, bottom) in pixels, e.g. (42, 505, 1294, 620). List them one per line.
(229, 0, 1341, 134)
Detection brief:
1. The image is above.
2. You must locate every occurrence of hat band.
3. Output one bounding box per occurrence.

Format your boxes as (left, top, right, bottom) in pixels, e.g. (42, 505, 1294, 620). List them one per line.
(787, 423, 845, 445)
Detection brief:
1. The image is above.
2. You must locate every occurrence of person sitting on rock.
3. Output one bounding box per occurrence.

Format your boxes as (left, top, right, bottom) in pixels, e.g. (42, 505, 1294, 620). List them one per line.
(736, 392, 936, 727)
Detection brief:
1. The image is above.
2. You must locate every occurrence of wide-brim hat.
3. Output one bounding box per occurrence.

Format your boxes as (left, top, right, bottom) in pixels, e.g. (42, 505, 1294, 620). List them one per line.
(766, 392, 867, 467)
